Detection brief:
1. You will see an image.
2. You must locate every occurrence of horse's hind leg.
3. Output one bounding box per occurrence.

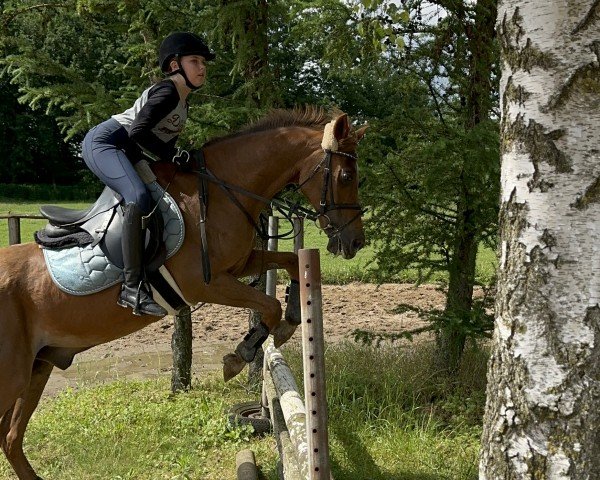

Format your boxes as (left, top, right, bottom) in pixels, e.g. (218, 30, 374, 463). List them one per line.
(1, 359, 53, 480)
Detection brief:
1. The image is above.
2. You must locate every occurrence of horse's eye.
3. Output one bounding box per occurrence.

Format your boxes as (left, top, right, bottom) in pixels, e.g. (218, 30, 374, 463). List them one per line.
(341, 170, 354, 183)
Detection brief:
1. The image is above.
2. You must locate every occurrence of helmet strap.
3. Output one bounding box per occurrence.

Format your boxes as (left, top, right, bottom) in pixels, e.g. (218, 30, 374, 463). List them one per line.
(169, 56, 200, 91)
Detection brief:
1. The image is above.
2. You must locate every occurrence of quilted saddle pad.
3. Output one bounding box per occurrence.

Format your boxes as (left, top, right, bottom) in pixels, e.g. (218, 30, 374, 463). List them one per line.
(42, 182, 184, 296)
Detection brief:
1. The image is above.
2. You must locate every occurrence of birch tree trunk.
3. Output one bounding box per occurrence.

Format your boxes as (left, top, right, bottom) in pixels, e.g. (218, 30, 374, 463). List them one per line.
(480, 0, 600, 477)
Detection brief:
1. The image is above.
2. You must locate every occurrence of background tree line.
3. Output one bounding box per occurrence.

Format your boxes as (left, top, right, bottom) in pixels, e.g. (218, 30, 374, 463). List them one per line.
(0, 0, 500, 373)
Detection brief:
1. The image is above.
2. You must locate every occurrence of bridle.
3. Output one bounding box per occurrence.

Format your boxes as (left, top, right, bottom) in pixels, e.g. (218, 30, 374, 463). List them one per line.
(297, 149, 365, 237)
(189, 147, 365, 241)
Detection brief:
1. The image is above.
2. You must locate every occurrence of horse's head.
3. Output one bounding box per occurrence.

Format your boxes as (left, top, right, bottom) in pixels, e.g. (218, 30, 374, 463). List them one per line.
(298, 113, 368, 259)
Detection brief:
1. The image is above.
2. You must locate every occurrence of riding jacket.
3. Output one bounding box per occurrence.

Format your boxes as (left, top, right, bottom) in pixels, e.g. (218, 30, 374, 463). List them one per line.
(112, 78, 188, 163)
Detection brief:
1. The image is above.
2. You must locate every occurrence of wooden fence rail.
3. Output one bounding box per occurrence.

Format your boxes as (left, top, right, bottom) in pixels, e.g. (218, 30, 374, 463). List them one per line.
(0, 215, 45, 246)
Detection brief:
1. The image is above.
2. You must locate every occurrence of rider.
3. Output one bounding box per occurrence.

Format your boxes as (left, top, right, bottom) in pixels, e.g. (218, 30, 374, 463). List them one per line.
(81, 32, 214, 316)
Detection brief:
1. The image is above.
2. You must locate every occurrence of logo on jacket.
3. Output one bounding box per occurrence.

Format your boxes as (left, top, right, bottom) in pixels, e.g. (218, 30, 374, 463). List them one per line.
(168, 114, 182, 128)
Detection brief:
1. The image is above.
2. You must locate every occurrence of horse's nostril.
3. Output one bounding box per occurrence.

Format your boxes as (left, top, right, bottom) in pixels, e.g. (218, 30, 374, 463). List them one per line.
(352, 238, 364, 251)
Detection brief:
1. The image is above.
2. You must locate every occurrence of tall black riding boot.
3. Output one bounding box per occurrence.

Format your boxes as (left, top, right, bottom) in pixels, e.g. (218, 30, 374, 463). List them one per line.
(118, 202, 168, 317)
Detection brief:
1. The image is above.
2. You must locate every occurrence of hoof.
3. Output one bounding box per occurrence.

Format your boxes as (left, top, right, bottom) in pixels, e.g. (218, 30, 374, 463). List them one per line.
(272, 320, 298, 348)
(223, 352, 247, 382)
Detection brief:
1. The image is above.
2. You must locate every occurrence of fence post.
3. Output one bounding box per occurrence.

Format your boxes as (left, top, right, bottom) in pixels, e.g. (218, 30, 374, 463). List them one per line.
(299, 248, 331, 479)
(8, 217, 21, 245)
(293, 217, 304, 253)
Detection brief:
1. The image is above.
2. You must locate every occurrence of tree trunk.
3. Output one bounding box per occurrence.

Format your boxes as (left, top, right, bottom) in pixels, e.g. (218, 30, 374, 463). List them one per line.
(480, 0, 600, 477)
(436, 201, 478, 374)
(171, 306, 192, 392)
(243, 0, 273, 107)
(435, 0, 496, 374)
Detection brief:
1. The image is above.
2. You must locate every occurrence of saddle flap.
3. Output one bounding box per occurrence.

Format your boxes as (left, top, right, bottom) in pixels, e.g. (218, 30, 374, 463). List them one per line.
(40, 186, 122, 226)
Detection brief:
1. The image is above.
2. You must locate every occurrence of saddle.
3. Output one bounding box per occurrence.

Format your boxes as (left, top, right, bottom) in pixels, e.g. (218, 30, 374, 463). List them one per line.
(35, 161, 188, 313)
(36, 184, 165, 271)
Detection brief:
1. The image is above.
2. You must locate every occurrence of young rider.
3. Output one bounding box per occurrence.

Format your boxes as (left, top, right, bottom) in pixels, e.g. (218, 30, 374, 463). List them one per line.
(81, 32, 214, 316)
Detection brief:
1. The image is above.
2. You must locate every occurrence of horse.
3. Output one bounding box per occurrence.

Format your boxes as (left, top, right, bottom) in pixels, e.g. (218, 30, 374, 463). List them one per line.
(0, 106, 366, 480)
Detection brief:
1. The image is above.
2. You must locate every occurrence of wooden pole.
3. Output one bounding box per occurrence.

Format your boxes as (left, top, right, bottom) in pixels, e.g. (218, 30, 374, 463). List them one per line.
(8, 217, 21, 245)
(298, 248, 331, 480)
(247, 210, 271, 389)
(293, 217, 304, 253)
(263, 367, 303, 480)
(262, 215, 279, 416)
(266, 216, 279, 297)
(263, 336, 310, 479)
(236, 449, 259, 480)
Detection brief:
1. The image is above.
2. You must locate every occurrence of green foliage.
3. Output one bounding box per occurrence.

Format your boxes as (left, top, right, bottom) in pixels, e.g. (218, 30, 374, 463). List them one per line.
(0, 180, 102, 201)
(363, 117, 500, 282)
(0, 78, 81, 185)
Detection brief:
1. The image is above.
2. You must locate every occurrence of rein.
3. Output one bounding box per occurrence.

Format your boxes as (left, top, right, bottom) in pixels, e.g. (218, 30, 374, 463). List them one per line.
(190, 149, 365, 241)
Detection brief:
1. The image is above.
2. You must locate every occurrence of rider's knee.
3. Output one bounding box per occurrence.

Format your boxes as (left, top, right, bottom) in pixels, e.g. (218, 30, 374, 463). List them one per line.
(135, 189, 152, 215)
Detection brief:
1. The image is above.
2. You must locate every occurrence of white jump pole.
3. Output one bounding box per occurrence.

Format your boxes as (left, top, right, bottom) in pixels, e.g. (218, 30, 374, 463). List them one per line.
(264, 215, 305, 478)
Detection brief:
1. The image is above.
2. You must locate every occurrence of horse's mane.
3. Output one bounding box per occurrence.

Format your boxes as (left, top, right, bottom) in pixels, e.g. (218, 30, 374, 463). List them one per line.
(204, 105, 346, 147)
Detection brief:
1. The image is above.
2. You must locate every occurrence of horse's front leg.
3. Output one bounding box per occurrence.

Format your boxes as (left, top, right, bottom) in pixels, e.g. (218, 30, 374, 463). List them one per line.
(201, 273, 284, 381)
(235, 250, 301, 347)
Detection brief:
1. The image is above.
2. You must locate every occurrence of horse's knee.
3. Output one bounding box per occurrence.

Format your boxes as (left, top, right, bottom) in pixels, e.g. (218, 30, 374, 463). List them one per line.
(262, 300, 282, 330)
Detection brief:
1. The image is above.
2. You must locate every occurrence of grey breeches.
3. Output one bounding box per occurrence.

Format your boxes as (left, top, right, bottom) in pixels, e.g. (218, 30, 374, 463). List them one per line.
(82, 118, 152, 214)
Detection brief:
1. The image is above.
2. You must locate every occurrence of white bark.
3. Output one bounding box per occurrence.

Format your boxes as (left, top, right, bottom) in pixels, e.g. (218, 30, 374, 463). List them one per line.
(480, 0, 600, 478)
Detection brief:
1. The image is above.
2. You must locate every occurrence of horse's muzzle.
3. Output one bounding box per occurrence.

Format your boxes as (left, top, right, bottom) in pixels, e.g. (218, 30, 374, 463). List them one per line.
(327, 231, 365, 259)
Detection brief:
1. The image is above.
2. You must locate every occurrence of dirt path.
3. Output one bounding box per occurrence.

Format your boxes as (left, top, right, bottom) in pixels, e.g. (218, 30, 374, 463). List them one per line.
(45, 283, 446, 396)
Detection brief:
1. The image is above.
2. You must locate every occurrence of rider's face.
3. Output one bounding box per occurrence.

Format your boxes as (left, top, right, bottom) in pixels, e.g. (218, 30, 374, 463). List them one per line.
(179, 55, 207, 88)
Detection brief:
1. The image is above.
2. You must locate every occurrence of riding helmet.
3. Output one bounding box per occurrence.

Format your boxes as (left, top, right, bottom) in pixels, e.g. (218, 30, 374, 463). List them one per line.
(159, 32, 215, 72)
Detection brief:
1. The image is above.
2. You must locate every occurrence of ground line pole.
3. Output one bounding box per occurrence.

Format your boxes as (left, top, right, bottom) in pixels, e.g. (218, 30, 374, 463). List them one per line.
(299, 248, 331, 479)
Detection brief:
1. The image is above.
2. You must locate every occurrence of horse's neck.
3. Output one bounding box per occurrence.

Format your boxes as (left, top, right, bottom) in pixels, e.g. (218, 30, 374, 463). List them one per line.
(205, 128, 314, 200)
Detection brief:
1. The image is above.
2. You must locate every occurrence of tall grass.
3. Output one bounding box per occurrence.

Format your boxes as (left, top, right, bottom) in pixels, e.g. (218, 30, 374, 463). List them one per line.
(0, 342, 487, 479)
(287, 341, 487, 479)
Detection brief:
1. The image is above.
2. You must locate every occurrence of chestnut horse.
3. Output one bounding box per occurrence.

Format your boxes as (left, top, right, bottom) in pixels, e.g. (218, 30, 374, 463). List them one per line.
(0, 107, 366, 479)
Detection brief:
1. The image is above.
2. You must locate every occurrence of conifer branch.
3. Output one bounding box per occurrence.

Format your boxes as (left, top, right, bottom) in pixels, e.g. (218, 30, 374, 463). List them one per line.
(2, 3, 68, 27)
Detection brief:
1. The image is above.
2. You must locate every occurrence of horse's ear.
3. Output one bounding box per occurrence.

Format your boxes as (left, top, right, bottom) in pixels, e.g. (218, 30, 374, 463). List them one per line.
(333, 114, 350, 141)
(355, 125, 369, 143)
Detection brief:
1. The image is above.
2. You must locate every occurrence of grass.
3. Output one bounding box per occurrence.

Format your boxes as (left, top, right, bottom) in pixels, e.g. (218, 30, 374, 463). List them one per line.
(0, 342, 487, 480)
(0, 200, 497, 285)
